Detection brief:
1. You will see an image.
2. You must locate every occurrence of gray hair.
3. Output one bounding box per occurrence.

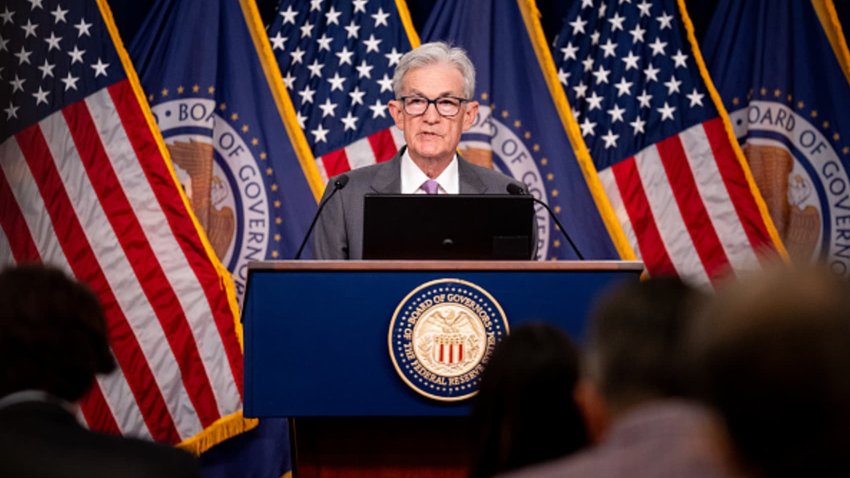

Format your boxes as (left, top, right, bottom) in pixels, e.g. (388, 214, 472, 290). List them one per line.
(392, 41, 476, 99)
(585, 277, 705, 410)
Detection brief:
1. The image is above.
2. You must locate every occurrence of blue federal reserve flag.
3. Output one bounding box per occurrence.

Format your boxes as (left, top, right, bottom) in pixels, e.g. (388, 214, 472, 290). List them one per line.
(421, 0, 632, 260)
(129, 0, 323, 299)
(703, 0, 850, 273)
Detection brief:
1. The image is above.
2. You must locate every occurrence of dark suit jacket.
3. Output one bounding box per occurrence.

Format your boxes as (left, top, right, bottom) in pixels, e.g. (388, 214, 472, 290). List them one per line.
(0, 399, 200, 478)
(313, 147, 525, 259)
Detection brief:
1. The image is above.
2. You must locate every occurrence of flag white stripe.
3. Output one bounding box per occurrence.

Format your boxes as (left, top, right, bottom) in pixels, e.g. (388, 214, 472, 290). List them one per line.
(40, 111, 204, 438)
(598, 166, 641, 260)
(316, 158, 329, 183)
(681, 124, 761, 272)
(634, 144, 712, 284)
(73, 407, 88, 430)
(0, 135, 151, 437)
(345, 136, 378, 170)
(92, 371, 152, 439)
(0, 138, 68, 266)
(86, 89, 240, 416)
(0, 227, 12, 266)
(390, 126, 405, 150)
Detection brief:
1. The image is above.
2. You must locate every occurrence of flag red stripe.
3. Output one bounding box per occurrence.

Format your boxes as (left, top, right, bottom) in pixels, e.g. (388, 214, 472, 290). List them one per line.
(62, 101, 220, 428)
(107, 81, 244, 398)
(368, 128, 398, 163)
(79, 382, 122, 436)
(656, 132, 730, 279)
(0, 166, 41, 263)
(612, 157, 677, 276)
(15, 123, 180, 442)
(703, 117, 773, 252)
(321, 148, 351, 177)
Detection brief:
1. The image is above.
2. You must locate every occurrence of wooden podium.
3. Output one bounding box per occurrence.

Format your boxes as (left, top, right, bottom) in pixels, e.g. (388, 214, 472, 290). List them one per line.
(242, 260, 643, 477)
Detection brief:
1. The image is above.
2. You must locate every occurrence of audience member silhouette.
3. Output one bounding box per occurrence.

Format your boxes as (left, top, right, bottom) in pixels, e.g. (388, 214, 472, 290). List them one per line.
(504, 277, 734, 478)
(690, 264, 850, 478)
(469, 322, 588, 478)
(0, 264, 199, 478)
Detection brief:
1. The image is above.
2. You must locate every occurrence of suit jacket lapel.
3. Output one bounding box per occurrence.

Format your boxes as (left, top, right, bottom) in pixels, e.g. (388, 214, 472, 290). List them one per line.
(458, 156, 488, 194)
(370, 147, 404, 194)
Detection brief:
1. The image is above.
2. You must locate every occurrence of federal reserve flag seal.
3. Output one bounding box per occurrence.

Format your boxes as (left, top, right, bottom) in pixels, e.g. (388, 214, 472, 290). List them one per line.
(129, 0, 322, 302)
(388, 279, 509, 401)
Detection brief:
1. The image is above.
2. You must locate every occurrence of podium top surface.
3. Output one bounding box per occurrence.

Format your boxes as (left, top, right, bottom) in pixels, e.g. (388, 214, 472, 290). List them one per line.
(248, 260, 644, 272)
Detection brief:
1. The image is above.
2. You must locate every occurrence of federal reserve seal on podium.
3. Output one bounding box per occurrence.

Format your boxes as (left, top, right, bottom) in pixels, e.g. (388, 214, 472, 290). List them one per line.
(388, 279, 509, 401)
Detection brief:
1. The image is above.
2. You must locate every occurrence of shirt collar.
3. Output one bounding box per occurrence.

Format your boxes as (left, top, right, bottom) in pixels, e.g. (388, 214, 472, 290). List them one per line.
(0, 390, 76, 415)
(400, 149, 460, 194)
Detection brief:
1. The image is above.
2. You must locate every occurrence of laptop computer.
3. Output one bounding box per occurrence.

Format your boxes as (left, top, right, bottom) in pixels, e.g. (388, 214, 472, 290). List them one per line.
(362, 194, 535, 260)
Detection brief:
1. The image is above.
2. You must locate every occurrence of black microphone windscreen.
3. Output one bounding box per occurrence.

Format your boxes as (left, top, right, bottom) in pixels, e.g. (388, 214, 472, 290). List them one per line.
(335, 174, 350, 189)
(506, 183, 526, 195)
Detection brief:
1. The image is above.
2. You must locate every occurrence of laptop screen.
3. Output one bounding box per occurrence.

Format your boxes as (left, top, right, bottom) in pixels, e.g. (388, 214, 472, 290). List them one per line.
(362, 194, 535, 260)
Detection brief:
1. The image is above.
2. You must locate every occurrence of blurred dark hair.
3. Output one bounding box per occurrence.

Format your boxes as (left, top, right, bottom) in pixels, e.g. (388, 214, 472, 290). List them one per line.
(469, 323, 587, 478)
(586, 276, 705, 411)
(690, 264, 850, 477)
(0, 264, 115, 401)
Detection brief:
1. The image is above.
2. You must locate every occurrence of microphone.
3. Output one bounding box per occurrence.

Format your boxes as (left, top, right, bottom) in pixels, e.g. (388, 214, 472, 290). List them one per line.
(506, 183, 585, 260)
(294, 174, 350, 260)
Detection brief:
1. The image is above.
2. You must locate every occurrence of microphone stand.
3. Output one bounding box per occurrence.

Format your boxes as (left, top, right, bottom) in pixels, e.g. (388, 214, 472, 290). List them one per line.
(506, 183, 585, 260)
(294, 174, 350, 260)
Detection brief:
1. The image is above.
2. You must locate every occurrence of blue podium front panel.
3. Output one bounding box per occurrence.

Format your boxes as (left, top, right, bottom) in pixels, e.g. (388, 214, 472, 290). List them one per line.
(243, 261, 642, 418)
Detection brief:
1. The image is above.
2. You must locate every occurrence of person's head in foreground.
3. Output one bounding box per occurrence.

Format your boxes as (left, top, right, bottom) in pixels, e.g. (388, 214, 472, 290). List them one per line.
(470, 322, 587, 478)
(690, 263, 850, 478)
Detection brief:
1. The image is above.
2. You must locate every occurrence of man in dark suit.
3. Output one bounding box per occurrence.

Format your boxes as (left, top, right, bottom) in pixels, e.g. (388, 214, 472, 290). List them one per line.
(313, 41, 524, 259)
(0, 265, 199, 478)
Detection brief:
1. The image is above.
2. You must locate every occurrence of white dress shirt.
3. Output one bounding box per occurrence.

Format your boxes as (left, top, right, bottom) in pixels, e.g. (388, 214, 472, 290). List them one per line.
(400, 149, 460, 194)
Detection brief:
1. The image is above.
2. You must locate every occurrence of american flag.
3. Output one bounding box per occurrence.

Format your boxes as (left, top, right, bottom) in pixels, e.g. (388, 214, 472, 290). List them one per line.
(267, 0, 418, 181)
(553, 0, 783, 284)
(0, 0, 246, 449)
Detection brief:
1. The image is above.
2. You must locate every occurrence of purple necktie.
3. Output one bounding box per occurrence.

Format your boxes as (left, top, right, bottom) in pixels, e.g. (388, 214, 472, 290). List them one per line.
(421, 179, 440, 194)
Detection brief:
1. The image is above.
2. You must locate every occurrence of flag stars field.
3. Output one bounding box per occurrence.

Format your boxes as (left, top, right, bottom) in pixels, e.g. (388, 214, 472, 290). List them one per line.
(2, 9, 116, 132)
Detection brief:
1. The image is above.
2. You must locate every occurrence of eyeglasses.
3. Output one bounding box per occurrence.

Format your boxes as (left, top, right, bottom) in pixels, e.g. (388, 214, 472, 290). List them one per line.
(398, 95, 470, 117)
